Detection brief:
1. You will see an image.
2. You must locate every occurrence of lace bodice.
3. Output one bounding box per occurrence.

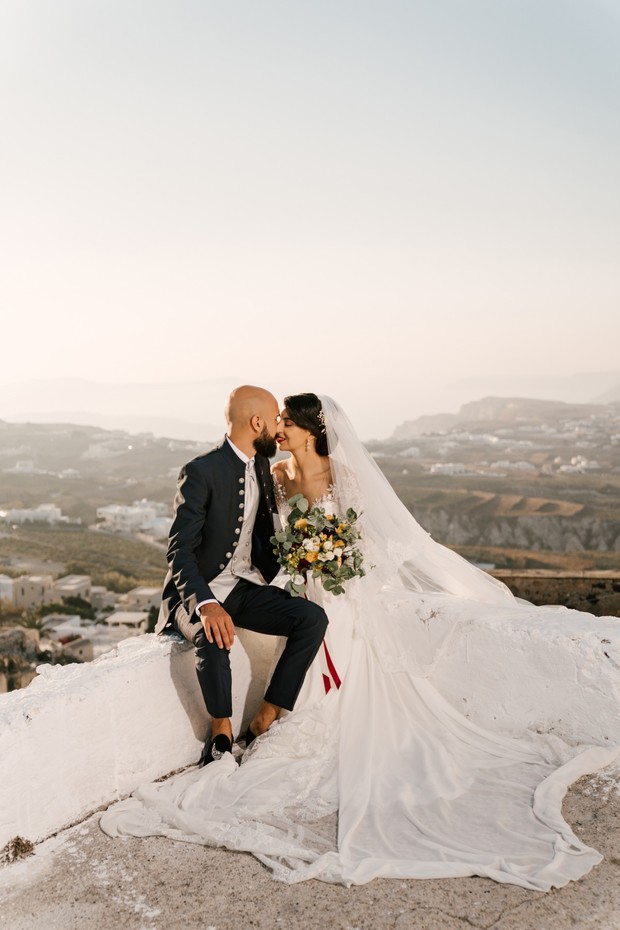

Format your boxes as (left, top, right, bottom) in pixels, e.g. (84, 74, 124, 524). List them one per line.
(272, 476, 338, 521)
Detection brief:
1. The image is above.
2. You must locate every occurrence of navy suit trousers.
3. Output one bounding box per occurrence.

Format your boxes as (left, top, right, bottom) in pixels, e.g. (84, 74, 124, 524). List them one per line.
(172, 579, 328, 720)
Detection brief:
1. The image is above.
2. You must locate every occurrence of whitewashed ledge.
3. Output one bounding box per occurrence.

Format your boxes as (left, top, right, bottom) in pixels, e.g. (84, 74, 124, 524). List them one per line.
(1, 604, 620, 850)
(0, 629, 278, 850)
(429, 600, 620, 746)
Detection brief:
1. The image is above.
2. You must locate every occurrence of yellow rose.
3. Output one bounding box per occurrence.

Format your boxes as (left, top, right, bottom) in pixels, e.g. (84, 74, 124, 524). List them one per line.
(333, 540, 345, 548)
(294, 518, 309, 530)
(336, 524, 348, 534)
(305, 551, 319, 563)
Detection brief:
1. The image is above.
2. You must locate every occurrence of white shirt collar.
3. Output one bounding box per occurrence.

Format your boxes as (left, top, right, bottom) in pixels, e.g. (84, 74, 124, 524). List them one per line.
(226, 435, 255, 467)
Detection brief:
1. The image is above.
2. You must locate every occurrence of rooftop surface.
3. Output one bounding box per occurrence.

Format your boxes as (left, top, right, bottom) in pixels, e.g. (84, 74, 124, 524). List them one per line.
(1, 764, 619, 930)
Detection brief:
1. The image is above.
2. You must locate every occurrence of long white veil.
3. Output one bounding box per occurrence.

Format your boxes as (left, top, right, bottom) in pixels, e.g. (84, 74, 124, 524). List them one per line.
(320, 395, 514, 603)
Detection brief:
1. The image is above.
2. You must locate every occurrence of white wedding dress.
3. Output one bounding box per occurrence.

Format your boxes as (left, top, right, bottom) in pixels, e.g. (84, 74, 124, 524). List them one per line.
(100, 397, 619, 889)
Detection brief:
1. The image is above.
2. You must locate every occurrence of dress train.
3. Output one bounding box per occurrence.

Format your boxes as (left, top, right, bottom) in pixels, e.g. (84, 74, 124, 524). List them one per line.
(100, 582, 618, 889)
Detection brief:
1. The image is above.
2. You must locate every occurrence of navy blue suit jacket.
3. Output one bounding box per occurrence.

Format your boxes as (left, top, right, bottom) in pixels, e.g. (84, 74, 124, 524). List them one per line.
(155, 439, 279, 634)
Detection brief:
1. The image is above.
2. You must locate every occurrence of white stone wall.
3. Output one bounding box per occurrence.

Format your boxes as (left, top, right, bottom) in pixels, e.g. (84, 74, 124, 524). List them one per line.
(0, 630, 278, 849)
(1, 605, 619, 850)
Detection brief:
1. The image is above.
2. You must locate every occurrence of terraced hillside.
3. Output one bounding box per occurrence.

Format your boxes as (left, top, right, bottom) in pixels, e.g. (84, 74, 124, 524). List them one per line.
(374, 397, 620, 569)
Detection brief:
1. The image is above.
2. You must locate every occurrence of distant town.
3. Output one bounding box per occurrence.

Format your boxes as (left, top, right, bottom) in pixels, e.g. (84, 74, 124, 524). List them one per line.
(0, 572, 161, 693)
(0, 498, 172, 540)
(372, 396, 620, 477)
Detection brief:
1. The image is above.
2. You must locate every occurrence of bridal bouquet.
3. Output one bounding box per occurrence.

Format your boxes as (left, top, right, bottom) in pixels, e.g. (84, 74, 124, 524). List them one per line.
(271, 493, 365, 597)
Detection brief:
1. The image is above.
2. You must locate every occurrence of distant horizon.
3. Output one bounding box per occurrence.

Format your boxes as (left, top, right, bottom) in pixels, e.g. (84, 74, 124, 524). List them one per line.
(2, 369, 619, 442)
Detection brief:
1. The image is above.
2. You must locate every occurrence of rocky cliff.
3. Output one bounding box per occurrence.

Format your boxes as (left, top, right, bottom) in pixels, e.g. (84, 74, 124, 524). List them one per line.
(415, 507, 620, 553)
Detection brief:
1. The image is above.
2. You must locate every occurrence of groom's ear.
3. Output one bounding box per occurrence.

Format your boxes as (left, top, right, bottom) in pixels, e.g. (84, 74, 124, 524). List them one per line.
(250, 414, 262, 434)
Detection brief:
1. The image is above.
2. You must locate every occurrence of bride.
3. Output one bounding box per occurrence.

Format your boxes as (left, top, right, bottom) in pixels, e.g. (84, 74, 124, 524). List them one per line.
(100, 393, 619, 889)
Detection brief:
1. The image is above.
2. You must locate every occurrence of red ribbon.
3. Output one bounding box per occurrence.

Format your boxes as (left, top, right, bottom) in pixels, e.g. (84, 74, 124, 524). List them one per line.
(322, 641, 341, 693)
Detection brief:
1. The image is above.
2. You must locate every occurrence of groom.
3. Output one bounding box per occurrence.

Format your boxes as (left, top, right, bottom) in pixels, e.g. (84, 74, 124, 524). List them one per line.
(156, 385, 328, 765)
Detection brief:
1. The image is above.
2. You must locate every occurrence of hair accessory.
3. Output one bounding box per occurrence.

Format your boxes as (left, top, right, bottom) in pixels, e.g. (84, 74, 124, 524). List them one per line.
(318, 409, 326, 433)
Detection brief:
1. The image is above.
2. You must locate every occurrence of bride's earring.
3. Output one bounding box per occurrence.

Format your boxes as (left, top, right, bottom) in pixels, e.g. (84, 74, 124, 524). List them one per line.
(306, 436, 312, 451)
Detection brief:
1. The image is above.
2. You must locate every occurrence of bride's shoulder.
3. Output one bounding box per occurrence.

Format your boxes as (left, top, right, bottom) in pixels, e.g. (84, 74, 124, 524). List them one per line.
(270, 460, 288, 481)
(270, 460, 291, 500)
(330, 459, 354, 479)
(329, 459, 358, 488)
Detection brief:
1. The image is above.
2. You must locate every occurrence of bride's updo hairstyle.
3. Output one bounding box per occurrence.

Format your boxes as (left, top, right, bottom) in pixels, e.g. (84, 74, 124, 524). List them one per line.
(283, 392, 329, 457)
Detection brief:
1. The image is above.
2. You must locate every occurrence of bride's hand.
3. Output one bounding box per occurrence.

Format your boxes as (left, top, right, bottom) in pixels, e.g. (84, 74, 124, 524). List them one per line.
(199, 603, 235, 649)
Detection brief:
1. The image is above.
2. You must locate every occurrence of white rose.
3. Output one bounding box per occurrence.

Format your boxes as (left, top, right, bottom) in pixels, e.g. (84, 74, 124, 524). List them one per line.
(323, 540, 334, 550)
(292, 573, 305, 585)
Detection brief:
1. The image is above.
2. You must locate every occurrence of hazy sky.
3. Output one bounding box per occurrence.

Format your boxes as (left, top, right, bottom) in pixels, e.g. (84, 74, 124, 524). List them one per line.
(1, 0, 619, 437)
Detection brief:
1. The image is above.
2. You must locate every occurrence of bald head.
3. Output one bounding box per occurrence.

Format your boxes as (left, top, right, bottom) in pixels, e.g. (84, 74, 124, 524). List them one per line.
(225, 385, 280, 458)
(225, 385, 278, 427)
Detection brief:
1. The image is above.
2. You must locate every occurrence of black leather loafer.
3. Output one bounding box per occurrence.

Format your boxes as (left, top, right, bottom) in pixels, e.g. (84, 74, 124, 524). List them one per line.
(244, 726, 258, 748)
(199, 733, 232, 767)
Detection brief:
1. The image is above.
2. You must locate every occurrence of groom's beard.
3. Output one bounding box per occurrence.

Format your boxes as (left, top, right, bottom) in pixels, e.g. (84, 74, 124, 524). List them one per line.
(254, 427, 277, 458)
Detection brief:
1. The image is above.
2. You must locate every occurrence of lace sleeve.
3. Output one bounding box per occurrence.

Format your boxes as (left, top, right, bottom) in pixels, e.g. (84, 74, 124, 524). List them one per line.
(272, 475, 287, 509)
(271, 473, 292, 526)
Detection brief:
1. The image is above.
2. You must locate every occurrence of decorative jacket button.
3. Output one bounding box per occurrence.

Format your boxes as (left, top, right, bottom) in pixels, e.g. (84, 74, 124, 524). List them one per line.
(225, 552, 232, 558)
(235, 528, 240, 534)
(238, 516, 243, 522)
(238, 477, 244, 483)
(218, 563, 225, 570)
(239, 489, 245, 496)
(232, 541, 238, 547)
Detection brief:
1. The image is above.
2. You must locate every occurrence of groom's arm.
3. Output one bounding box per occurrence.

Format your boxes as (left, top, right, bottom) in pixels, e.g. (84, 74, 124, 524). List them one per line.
(167, 459, 216, 618)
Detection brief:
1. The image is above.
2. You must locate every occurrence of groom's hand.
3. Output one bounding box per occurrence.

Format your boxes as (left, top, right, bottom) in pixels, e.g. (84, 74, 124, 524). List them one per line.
(200, 603, 235, 649)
